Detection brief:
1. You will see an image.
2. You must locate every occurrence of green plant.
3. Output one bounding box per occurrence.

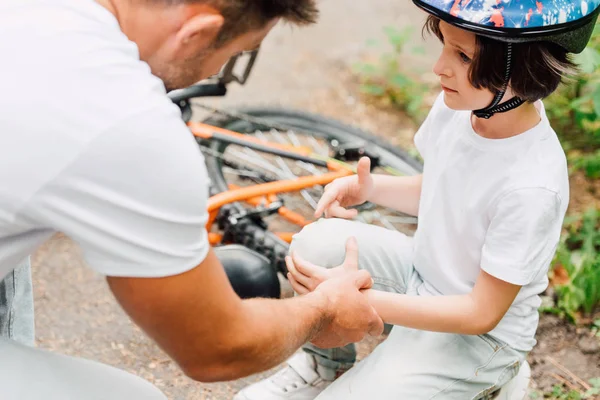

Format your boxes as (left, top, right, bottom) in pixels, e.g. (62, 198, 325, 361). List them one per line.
(529, 377, 600, 399)
(569, 150, 600, 178)
(592, 319, 600, 337)
(545, 21, 600, 177)
(547, 208, 600, 321)
(354, 26, 432, 123)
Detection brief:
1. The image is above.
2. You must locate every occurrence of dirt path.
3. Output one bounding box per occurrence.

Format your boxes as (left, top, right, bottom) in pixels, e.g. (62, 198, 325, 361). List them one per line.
(32, 3, 435, 400)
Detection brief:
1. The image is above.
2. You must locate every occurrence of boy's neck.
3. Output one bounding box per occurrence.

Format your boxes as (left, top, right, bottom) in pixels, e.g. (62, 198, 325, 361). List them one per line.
(470, 101, 541, 140)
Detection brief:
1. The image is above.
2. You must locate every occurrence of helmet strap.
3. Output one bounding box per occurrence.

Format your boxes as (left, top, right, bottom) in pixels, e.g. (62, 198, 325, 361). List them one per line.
(473, 43, 524, 119)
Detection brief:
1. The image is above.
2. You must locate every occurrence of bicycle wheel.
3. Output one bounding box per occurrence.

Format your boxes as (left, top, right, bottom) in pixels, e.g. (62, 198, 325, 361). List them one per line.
(201, 107, 423, 272)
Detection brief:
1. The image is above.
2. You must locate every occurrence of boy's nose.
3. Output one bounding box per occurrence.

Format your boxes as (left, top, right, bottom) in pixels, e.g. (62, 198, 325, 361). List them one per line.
(433, 55, 451, 77)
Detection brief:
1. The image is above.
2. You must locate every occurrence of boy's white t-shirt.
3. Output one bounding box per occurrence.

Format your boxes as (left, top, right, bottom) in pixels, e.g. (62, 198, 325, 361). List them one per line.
(413, 93, 568, 352)
(0, 0, 210, 279)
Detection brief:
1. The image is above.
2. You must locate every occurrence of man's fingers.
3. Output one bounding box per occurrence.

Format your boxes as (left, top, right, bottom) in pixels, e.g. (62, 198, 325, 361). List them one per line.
(356, 157, 371, 186)
(352, 269, 374, 290)
(287, 273, 309, 295)
(286, 256, 314, 290)
(342, 237, 359, 271)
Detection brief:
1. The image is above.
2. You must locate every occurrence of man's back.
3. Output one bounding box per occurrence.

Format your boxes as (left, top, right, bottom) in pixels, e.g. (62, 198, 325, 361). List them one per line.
(0, 0, 211, 280)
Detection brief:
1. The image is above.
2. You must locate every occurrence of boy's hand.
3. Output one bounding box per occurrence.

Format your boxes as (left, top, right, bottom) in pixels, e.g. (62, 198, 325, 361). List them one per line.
(286, 237, 364, 295)
(315, 157, 374, 219)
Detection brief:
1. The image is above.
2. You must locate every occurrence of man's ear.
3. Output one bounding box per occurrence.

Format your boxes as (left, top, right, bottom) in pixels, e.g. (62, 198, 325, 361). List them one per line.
(174, 8, 225, 57)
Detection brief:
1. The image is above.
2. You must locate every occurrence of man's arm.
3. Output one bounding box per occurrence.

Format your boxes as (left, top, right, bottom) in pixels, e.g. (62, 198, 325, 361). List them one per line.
(367, 174, 423, 216)
(365, 270, 520, 335)
(107, 248, 381, 382)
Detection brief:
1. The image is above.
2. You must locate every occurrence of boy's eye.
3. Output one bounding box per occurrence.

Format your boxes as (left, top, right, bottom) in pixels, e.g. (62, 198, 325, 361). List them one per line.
(459, 51, 472, 63)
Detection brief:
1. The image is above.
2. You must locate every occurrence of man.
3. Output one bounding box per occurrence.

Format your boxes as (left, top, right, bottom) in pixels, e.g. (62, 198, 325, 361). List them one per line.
(0, 0, 383, 398)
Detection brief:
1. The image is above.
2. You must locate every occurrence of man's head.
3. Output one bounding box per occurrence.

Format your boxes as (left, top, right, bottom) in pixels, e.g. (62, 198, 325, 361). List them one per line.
(103, 0, 318, 90)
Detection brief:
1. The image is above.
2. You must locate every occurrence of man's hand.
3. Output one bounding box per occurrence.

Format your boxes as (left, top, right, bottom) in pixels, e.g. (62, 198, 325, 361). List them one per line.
(310, 269, 384, 348)
(285, 236, 384, 348)
(314, 157, 374, 219)
(286, 237, 360, 295)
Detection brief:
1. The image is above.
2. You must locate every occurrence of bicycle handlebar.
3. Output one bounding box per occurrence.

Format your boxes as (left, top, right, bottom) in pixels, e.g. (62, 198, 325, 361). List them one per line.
(168, 83, 227, 104)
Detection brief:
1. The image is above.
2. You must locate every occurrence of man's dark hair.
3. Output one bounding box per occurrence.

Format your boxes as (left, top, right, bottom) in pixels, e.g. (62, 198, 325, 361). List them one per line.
(207, 0, 318, 46)
(424, 16, 577, 102)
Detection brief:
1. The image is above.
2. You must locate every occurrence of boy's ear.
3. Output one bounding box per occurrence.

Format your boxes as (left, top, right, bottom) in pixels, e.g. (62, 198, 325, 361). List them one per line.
(174, 7, 225, 57)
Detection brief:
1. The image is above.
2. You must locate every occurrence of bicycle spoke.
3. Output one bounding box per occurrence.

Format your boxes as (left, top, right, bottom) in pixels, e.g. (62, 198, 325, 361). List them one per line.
(308, 135, 329, 157)
(229, 148, 286, 177)
(286, 130, 302, 148)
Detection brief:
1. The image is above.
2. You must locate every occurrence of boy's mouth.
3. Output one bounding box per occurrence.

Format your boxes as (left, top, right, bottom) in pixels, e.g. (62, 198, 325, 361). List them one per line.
(441, 84, 457, 93)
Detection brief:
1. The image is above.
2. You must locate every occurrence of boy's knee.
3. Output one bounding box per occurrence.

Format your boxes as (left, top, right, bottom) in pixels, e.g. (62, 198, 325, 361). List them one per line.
(289, 219, 349, 269)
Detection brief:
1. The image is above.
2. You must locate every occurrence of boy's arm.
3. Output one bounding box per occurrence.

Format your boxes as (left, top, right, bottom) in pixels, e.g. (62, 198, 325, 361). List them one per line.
(365, 270, 521, 335)
(367, 174, 423, 216)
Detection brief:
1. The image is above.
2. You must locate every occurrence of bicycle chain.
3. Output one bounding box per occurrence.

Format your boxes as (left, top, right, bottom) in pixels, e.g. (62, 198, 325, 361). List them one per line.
(216, 203, 290, 274)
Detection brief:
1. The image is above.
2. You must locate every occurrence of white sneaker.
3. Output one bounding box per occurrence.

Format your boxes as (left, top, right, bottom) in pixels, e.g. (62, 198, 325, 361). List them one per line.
(234, 353, 334, 400)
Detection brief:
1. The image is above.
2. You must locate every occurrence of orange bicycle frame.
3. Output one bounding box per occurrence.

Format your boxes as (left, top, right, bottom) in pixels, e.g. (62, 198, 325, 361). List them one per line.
(188, 122, 355, 245)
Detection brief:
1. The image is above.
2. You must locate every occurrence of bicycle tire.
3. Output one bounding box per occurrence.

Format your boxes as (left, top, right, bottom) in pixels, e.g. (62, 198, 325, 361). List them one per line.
(203, 107, 422, 191)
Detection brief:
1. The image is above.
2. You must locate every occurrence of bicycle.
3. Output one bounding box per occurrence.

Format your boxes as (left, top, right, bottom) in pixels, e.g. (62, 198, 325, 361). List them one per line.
(169, 49, 422, 297)
(168, 50, 530, 400)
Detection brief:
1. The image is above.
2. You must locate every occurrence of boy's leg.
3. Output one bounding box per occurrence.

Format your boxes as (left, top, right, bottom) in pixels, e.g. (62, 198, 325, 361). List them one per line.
(292, 218, 416, 375)
(235, 218, 417, 400)
(316, 325, 525, 400)
(0, 258, 35, 346)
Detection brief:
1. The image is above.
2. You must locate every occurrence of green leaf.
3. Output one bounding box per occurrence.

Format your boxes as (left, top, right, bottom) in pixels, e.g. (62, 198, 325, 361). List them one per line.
(354, 63, 379, 77)
(592, 86, 600, 116)
(407, 95, 424, 114)
(589, 377, 600, 388)
(575, 47, 600, 74)
(361, 84, 385, 96)
(528, 390, 541, 399)
(391, 73, 410, 87)
(411, 46, 426, 55)
(383, 26, 405, 48)
(584, 387, 600, 398)
(570, 94, 592, 110)
(366, 38, 379, 48)
(553, 384, 565, 396)
(383, 26, 413, 51)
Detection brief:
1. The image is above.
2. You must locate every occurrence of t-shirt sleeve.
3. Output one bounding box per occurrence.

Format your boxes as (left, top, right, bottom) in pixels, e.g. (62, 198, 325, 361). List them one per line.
(26, 103, 210, 278)
(413, 92, 445, 160)
(480, 188, 563, 286)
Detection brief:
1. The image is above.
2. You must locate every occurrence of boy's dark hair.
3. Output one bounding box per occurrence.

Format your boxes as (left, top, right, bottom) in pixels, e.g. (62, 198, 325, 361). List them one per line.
(156, 0, 318, 46)
(424, 16, 577, 102)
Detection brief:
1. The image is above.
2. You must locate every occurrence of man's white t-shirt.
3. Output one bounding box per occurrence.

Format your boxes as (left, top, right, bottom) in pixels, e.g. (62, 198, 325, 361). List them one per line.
(0, 0, 210, 278)
(413, 93, 568, 352)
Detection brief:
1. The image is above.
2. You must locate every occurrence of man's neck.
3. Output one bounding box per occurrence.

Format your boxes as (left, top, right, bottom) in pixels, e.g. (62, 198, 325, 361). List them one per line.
(94, 0, 118, 19)
(92, 0, 174, 61)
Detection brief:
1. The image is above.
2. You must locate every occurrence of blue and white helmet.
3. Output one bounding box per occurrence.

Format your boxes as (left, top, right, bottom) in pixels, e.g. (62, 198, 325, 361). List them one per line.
(414, 0, 600, 53)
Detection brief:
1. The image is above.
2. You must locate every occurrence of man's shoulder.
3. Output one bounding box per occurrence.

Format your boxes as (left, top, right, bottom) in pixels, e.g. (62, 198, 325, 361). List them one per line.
(0, 0, 154, 110)
(0, 0, 188, 202)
